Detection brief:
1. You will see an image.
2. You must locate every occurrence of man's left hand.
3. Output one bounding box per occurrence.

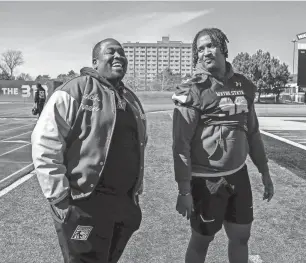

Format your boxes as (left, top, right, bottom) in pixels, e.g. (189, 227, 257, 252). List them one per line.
(261, 171, 274, 202)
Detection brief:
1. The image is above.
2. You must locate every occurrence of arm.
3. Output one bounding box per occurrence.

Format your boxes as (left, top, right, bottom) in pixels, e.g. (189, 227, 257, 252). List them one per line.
(247, 103, 269, 174)
(31, 90, 79, 205)
(172, 105, 199, 194)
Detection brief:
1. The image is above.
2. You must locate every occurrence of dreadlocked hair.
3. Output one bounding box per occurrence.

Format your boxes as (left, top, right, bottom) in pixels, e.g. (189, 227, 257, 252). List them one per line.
(192, 28, 229, 68)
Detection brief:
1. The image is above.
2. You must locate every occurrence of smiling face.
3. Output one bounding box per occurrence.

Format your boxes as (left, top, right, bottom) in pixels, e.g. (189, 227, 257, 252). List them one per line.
(92, 39, 128, 82)
(196, 34, 226, 73)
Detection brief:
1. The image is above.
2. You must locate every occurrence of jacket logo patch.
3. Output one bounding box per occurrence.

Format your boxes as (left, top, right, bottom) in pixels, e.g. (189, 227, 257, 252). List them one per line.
(235, 81, 242, 87)
(81, 93, 101, 111)
(71, 225, 93, 241)
(83, 93, 100, 102)
(80, 103, 100, 111)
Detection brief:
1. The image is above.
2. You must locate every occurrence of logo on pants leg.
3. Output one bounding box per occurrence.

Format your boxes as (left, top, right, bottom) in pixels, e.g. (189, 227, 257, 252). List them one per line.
(71, 225, 93, 241)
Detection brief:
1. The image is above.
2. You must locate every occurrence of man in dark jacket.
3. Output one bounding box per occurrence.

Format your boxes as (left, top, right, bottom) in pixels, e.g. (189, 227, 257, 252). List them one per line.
(172, 28, 274, 263)
(33, 83, 46, 117)
(31, 38, 147, 263)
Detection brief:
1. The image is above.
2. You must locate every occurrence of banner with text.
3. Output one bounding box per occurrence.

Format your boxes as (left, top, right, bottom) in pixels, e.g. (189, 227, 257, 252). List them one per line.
(0, 80, 63, 102)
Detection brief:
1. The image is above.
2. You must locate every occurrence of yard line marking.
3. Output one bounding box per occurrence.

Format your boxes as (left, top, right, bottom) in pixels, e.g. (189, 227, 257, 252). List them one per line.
(0, 173, 34, 198)
(0, 120, 34, 127)
(249, 255, 264, 263)
(261, 130, 306, 151)
(1, 140, 30, 144)
(0, 124, 34, 133)
(147, 110, 173, 114)
(0, 163, 34, 184)
(0, 131, 32, 142)
(0, 160, 29, 164)
(0, 143, 30, 157)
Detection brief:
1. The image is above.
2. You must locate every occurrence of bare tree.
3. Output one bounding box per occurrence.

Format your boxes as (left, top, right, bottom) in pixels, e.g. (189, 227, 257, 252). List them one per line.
(0, 50, 24, 79)
(17, 73, 33, 81)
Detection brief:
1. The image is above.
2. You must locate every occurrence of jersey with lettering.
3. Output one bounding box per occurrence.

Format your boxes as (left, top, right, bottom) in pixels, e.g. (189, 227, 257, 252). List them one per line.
(172, 62, 268, 178)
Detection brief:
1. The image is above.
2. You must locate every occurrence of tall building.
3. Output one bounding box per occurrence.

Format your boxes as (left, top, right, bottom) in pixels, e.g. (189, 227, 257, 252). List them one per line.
(122, 36, 193, 87)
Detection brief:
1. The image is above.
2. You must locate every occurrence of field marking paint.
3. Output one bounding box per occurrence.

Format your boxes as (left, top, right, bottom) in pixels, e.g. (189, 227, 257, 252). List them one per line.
(0, 163, 34, 184)
(2, 140, 30, 144)
(0, 124, 34, 133)
(0, 143, 30, 157)
(0, 160, 29, 164)
(261, 130, 306, 151)
(249, 255, 264, 263)
(147, 110, 173, 114)
(0, 131, 32, 142)
(0, 173, 34, 198)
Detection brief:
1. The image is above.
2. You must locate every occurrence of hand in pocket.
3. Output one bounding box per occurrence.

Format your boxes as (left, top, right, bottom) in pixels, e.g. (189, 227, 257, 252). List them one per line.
(51, 197, 70, 222)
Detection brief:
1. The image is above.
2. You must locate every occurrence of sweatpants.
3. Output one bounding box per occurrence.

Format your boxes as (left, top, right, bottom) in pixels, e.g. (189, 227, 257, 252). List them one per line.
(50, 191, 142, 263)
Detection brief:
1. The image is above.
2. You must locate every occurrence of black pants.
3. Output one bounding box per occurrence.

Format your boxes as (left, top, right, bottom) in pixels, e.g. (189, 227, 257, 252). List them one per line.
(190, 165, 253, 236)
(50, 192, 142, 263)
(37, 102, 45, 117)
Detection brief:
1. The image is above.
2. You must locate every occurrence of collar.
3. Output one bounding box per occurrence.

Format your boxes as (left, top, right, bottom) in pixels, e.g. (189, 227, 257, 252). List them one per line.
(80, 67, 125, 94)
(194, 61, 234, 81)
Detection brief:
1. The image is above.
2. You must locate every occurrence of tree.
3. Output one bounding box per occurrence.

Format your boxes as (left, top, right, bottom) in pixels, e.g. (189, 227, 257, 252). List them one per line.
(17, 73, 33, 81)
(0, 68, 10, 80)
(124, 73, 141, 91)
(0, 50, 24, 79)
(232, 52, 253, 80)
(269, 58, 290, 102)
(232, 50, 291, 103)
(56, 70, 79, 83)
(67, 70, 78, 79)
(154, 68, 174, 91)
(35, 74, 51, 83)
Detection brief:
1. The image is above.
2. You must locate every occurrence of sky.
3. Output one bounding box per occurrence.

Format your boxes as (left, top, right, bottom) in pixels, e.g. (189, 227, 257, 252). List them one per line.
(0, 1, 306, 78)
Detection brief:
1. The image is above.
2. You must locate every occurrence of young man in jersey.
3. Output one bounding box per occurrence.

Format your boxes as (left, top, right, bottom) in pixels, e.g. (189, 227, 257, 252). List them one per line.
(172, 28, 274, 263)
(34, 83, 46, 117)
(31, 38, 147, 263)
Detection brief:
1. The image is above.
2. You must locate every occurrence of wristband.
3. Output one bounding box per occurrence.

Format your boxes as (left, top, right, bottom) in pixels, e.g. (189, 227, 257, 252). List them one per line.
(178, 192, 191, 196)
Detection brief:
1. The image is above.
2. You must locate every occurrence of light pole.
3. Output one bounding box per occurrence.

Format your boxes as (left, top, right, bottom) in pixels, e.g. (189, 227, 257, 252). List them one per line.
(292, 39, 297, 76)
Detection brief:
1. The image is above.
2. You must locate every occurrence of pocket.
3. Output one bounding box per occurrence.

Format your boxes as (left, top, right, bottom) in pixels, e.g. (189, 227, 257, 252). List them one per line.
(50, 204, 72, 224)
(207, 141, 222, 160)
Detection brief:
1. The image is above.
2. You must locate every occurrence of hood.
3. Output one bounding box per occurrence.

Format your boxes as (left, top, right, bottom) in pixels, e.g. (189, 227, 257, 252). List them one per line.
(194, 61, 234, 80)
(80, 67, 125, 91)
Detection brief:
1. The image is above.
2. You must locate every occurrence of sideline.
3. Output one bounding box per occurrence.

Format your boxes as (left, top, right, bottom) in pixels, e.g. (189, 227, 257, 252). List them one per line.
(0, 163, 34, 184)
(260, 130, 306, 151)
(0, 173, 34, 198)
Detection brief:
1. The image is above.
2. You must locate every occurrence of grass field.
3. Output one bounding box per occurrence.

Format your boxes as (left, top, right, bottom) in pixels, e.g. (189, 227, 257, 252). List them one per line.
(0, 110, 306, 263)
(1, 91, 306, 118)
(0, 92, 306, 263)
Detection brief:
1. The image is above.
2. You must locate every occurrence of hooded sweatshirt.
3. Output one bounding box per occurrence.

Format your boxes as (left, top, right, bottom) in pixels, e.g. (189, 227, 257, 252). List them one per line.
(172, 62, 268, 186)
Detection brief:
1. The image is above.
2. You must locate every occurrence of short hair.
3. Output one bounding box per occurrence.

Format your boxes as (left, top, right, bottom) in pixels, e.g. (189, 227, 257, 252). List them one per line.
(92, 38, 121, 61)
(192, 28, 229, 68)
(36, 83, 42, 88)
